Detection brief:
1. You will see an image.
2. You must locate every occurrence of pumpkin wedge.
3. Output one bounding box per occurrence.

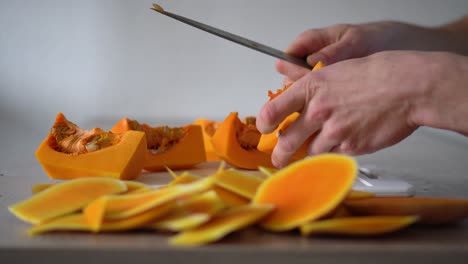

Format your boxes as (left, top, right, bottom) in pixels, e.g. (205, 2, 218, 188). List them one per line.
(36, 113, 147, 180)
(300, 216, 418, 236)
(9, 178, 127, 224)
(194, 118, 221, 162)
(111, 117, 206, 171)
(170, 204, 274, 246)
(211, 112, 273, 169)
(345, 197, 468, 224)
(253, 154, 358, 231)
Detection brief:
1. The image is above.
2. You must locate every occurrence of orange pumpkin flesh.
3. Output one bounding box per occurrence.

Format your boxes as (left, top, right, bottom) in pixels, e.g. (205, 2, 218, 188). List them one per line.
(194, 118, 221, 162)
(258, 62, 326, 162)
(211, 112, 273, 170)
(300, 216, 418, 236)
(111, 117, 206, 171)
(345, 197, 468, 224)
(36, 113, 147, 180)
(253, 154, 358, 231)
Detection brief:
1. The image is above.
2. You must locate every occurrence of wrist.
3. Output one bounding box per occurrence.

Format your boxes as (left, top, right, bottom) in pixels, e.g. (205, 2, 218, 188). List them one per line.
(409, 52, 468, 135)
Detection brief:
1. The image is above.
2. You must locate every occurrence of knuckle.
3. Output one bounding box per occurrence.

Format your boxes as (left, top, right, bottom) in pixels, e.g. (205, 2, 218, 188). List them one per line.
(277, 134, 297, 154)
(324, 123, 347, 142)
(305, 100, 332, 123)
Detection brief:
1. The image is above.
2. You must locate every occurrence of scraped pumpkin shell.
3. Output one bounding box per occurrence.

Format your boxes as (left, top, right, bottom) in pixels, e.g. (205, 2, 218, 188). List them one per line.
(253, 154, 358, 231)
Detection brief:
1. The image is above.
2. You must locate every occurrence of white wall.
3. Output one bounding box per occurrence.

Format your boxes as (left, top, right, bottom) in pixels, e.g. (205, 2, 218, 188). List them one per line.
(1, 0, 468, 132)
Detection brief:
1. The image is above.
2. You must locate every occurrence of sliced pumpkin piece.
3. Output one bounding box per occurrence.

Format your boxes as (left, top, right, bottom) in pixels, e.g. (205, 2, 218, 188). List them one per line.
(214, 168, 263, 199)
(300, 216, 418, 236)
(148, 190, 225, 231)
(83, 177, 215, 230)
(9, 178, 127, 224)
(122, 181, 153, 194)
(31, 183, 54, 194)
(345, 197, 468, 224)
(212, 186, 250, 207)
(36, 113, 147, 180)
(28, 213, 91, 235)
(111, 117, 206, 171)
(194, 118, 221, 162)
(170, 204, 274, 246)
(346, 190, 375, 200)
(211, 112, 272, 169)
(150, 213, 211, 232)
(253, 154, 358, 231)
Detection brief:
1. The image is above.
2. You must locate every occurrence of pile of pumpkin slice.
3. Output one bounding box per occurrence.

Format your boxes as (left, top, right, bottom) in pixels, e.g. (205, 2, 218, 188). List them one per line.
(9, 154, 468, 246)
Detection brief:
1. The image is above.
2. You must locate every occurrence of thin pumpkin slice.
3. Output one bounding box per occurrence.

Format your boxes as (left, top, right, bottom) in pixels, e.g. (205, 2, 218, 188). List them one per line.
(147, 190, 225, 231)
(345, 197, 468, 224)
(30, 203, 173, 234)
(9, 178, 127, 224)
(111, 117, 206, 171)
(194, 118, 221, 162)
(36, 113, 147, 180)
(211, 112, 272, 169)
(83, 177, 215, 230)
(214, 168, 263, 199)
(28, 213, 91, 235)
(31, 183, 54, 194)
(300, 216, 418, 236)
(253, 154, 358, 231)
(346, 190, 375, 200)
(170, 204, 274, 246)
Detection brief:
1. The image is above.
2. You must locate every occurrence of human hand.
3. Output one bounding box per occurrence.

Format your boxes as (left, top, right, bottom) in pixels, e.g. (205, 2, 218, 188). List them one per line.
(277, 21, 464, 85)
(257, 51, 437, 168)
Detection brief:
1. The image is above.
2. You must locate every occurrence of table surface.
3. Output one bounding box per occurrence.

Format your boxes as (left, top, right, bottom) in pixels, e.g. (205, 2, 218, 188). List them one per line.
(1, 128, 468, 264)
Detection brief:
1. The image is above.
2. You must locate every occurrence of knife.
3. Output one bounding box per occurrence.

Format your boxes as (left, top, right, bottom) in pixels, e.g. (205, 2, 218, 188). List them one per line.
(150, 3, 312, 69)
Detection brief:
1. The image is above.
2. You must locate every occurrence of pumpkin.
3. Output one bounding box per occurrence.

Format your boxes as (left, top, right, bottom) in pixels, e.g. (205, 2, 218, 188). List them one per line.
(258, 62, 326, 162)
(111, 118, 206, 171)
(193, 118, 221, 162)
(300, 216, 418, 236)
(214, 168, 263, 199)
(169, 204, 274, 246)
(253, 154, 358, 231)
(36, 113, 147, 180)
(211, 112, 273, 169)
(9, 178, 127, 224)
(345, 197, 468, 224)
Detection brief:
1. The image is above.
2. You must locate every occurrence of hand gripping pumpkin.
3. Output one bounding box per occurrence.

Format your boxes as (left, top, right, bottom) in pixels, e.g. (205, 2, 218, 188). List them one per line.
(257, 61, 326, 162)
(111, 118, 206, 171)
(35, 113, 147, 180)
(211, 112, 273, 170)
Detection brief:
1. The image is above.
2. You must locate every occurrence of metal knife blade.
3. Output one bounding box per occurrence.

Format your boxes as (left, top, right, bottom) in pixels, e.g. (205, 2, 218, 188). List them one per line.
(150, 4, 312, 69)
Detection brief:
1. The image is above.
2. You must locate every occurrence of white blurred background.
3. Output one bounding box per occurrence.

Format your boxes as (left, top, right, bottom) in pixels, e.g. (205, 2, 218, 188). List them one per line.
(1, 0, 467, 175)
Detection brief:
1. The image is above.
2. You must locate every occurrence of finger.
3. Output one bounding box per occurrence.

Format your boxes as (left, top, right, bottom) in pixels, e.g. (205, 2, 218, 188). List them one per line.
(306, 35, 364, 65)
(276, 59, 310, 82)
(307, 128, 342, 156)
(256, 80, 309, 134)
(282, 77, 294, 86)
(285, 29, 330, 58)
(272, 112, 322, 168)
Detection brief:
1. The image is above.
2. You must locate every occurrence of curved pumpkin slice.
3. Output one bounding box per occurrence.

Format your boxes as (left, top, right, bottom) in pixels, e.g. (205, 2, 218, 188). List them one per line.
(111, 118, 206, 171)
(9, 178, 127, 224)
(36, 113, 147, 180)
(253, 154, 358, 231)
(211, 112, 273, 169)
(300, 216, 418, 236)
(345, 197, 468, 225)
(214, 168, 263, 199)
(170, 204, 274, 246)
(28, 213, 91, 235)
(194, 118, 221, 162)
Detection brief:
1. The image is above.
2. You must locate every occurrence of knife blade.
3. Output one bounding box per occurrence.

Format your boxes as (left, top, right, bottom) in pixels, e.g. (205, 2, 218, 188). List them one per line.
(150, 3, 312, 69)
